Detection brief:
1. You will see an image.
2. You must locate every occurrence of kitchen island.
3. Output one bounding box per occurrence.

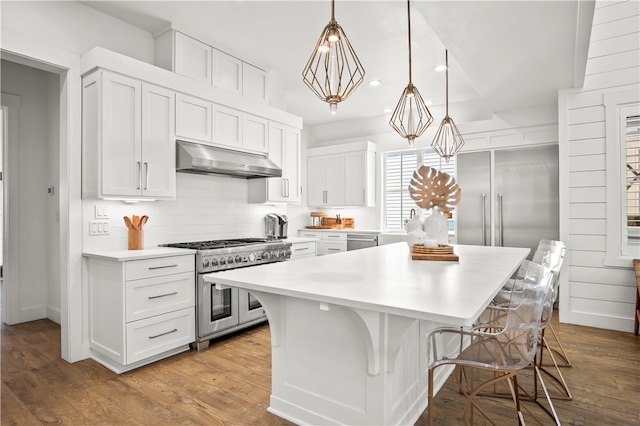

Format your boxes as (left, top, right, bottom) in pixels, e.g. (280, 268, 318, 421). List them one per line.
(203, 243, 529, 425)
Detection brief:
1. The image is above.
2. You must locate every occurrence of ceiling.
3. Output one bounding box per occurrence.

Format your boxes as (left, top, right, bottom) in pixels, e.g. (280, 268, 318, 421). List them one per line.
(81, 1, 594, 128)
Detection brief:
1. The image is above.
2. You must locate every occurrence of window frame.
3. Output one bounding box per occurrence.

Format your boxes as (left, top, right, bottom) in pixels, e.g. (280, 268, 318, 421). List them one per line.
(604, 89, 640, 266)
(382, 148, 456, 231)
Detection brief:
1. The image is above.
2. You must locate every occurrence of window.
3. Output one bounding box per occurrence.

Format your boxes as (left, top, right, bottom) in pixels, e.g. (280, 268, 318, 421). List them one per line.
(383, 148, 456, 230)
(625, 114, 640, 241)
(604, 90, 640, 265)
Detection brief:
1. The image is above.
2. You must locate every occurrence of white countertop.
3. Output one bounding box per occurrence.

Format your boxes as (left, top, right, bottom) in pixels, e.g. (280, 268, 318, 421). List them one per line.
(204, 243, 529, 326)
(83, 247, 196, 261)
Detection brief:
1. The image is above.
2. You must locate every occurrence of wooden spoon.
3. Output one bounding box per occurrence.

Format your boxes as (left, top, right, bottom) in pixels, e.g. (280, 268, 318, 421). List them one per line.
(123, 216, 134, 230)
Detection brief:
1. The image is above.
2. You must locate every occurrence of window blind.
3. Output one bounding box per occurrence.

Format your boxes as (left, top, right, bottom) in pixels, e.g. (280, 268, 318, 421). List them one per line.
(626, 114, 640, 236)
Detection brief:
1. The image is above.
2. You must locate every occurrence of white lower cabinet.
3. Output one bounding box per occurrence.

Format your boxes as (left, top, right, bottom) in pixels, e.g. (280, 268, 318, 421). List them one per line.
(297, 231, 346, 256)
(290, 240, 317, 260)
(86, 253, 195, 373)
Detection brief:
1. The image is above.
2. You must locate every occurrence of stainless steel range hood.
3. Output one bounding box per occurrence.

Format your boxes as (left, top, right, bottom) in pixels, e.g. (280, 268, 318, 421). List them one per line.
(176, 140, 281, 179)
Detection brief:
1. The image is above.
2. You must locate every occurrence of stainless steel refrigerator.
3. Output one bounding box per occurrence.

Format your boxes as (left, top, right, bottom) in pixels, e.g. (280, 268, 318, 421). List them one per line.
(455, 145, 559, 258)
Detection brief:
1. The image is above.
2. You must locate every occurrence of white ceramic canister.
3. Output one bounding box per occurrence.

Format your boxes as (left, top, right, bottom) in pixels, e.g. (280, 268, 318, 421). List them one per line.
(423, 207, 449, 244)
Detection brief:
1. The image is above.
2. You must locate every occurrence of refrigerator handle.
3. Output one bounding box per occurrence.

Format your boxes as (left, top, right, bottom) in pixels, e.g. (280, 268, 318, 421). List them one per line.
(498, 193, 504, 247)
(481, 194, 487, 246)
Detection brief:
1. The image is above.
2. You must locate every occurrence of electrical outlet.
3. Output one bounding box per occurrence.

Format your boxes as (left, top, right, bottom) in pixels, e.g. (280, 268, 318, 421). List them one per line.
(89, 221, 110, 235)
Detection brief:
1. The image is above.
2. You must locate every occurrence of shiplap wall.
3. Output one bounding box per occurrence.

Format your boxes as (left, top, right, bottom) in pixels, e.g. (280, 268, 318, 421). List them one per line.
(559, 0, 640, 332)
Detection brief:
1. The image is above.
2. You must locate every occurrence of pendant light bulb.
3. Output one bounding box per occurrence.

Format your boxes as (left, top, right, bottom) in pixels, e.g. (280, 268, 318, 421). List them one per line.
(389, 1, 433, 144)
(302, 0, 365, 114)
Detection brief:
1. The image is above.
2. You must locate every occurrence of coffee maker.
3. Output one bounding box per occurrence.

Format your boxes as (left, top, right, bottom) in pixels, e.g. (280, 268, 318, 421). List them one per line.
(265, 213, 288, 239)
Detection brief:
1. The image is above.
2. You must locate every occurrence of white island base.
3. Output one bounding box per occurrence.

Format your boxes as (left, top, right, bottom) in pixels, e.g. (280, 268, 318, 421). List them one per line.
(206, 244, 529, 425)
(257, 293, 453, 425)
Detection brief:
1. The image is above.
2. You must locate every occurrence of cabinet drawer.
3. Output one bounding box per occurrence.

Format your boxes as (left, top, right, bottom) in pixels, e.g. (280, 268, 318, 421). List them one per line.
(321, 241, 347, 255)
(126, 272, 195, 322)
(290, 242, 317, 260)
(126, 308, 195, 364)
(322, 232, 347, 242)
(126, 255, 194, 281)
(298, 231, 321, 239)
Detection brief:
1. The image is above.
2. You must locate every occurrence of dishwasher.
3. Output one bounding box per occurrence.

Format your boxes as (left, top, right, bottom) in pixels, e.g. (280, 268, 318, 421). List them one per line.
(346, 233, 379, 251)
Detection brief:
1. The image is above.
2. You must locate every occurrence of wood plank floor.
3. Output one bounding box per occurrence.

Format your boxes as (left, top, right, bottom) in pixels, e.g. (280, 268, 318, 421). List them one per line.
(2, 314, 639, 425)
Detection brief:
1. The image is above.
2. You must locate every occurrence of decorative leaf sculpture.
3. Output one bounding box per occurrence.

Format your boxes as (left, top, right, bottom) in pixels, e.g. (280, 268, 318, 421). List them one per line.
(408, 166, 461, 213)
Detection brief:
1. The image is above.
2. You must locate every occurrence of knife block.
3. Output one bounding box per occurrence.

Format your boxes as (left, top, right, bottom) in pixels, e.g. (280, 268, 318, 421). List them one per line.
(128, 229, 144, 250)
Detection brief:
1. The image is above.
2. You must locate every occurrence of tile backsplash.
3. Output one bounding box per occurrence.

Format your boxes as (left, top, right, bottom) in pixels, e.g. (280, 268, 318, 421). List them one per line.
(82, 172, 288, 252)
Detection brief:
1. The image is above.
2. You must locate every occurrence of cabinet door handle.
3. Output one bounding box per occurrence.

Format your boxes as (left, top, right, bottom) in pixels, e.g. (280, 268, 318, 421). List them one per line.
(481, 193, 487, 246)
(148, 264, 178, 270)
(148, 291, 178, 300)
(136, 161, 142, 190)
(148, 328, 178, 339)
(286, 179, 290, 197)
(362, 188, 365, 203)
(498, 193, 504, 247)
(144, 162, 149, 190)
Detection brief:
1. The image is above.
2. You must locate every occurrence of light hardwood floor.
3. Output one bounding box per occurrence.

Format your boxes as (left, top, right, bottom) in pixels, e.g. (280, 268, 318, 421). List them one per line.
(1, 314, 639, 425)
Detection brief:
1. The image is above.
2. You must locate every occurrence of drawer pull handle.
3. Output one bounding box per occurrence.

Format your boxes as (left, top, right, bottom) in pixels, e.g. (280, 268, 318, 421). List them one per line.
(148, 291, 178, 300)
(149, 328, 178, 339)
(294, 247, 309, 251)
(148, 264, 178, 270)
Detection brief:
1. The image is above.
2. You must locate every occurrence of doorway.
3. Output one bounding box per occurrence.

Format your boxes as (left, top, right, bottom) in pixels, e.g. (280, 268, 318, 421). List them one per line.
(1, 60, 61, 325)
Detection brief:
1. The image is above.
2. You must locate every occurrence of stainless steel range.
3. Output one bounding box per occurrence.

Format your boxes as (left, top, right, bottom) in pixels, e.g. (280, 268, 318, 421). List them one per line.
(164, 238, 291, 350)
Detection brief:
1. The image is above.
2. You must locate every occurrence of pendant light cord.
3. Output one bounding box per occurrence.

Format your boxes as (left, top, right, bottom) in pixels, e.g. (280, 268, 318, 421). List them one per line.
(407, 0, 413, 85)
(331, 0, 335, 22)
(445, 49, 449, 117)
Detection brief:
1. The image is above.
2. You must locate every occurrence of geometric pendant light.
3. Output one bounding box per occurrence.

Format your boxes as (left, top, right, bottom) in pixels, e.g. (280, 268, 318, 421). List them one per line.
(431, 50, 464, 162)
(302, 0, 366, 115)
(389, 0, 434, 146)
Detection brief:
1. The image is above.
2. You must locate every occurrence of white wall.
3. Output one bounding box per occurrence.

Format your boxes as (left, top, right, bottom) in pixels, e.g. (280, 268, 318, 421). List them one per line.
(1, 60, 60, 323)
(1, 1, 154, 64)
(559, 0, 639, 332)
(82, 173, 287, 251)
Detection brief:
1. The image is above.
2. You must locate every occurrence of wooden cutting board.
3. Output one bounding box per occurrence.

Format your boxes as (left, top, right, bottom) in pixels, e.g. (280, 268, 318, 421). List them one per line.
(411, 252, 459, 262)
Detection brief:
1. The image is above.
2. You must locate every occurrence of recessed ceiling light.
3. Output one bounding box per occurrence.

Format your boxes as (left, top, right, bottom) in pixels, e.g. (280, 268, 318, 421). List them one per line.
(368, 80, 382, 87)
(425, 100, 434, 106)
(433, 64, 447, 72)
(383, 108, 393, 113)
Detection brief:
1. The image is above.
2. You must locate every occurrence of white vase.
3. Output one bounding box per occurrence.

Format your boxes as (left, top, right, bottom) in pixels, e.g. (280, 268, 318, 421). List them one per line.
(423, 207, 449, 244)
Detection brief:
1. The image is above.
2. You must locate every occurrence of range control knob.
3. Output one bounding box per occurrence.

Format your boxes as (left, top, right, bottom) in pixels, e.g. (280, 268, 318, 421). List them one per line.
(248, 252, 257, 262)
(285, 248, 292, 257)
(273, 250, 280, 259)
(227, 256, 234, 265)
(263, 251, 271, 260)
(202, 258, 210, 268)
(210, 258, 219, 266)
(219, 257, 226, 265)
(235, 255, 242, 264)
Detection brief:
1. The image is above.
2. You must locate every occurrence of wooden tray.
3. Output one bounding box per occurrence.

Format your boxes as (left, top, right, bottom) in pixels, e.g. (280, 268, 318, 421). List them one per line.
(411, 252, 459, 262)
(305, 225, 333, 229)
(411, 244, 458, 261)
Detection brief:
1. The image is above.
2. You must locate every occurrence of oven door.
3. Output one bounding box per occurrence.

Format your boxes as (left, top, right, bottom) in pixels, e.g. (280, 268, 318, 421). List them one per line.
(198, 274, 239, 339)
(238, 289, 266, 324)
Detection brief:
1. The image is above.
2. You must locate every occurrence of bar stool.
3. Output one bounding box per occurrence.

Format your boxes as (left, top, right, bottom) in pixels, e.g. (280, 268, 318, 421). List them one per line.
(425, 260, 554, 425)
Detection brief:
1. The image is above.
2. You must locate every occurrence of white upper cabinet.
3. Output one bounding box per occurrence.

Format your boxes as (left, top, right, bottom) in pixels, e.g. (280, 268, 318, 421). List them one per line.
(155, 29, 268, 105)
(156, 30, 212, 85)
(248, 122, 301, 203)
(142, 85, 176, 198)
(243, 113, 269, 153)
(175, 93, 213, 143)
(82, 70, 175, 200)
(212, 48, 242, 95)
(242, 62, 268, 104)
(212, 104, 243, 149)
(307, 141, 376, 207)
